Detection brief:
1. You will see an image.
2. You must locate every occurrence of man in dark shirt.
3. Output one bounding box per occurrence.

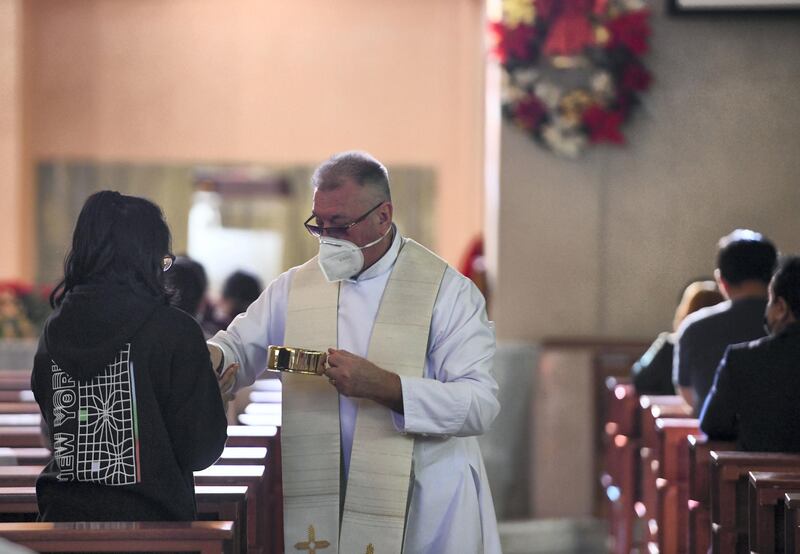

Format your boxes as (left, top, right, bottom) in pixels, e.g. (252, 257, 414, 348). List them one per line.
(700, 257, 800, 452)
(673, 229, 777, 412)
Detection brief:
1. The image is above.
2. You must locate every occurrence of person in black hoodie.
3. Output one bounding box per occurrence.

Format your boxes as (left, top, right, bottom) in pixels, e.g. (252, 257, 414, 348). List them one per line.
(32, 190, 229, 522)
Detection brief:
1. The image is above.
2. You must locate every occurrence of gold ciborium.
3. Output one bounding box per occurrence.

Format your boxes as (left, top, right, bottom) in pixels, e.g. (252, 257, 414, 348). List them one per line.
(266, 345, 327, 376)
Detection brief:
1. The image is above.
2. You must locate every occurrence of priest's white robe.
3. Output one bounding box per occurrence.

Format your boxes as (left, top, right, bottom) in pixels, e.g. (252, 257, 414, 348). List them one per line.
(209, 229, 502, 553)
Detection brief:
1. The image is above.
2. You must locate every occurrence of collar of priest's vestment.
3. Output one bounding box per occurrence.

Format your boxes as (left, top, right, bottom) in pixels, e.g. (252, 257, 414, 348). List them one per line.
(346, 224, 402, 283)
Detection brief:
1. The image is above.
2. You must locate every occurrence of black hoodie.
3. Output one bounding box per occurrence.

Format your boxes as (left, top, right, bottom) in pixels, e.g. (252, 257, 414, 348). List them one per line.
(31, 283, 227, 521)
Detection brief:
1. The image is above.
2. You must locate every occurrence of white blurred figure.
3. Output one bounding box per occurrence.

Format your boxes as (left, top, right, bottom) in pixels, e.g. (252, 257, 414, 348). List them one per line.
(187, 184, 283, 297)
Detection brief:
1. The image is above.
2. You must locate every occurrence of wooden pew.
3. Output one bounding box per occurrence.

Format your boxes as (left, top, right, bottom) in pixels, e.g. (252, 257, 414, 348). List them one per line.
(0, 447, 51, 465)
(236, 391, 283, 554)
(249, 390, 282, 404)
(0, 485, 249, 554)
(748, 472, 800, 553)
(251, 379, 282, 392)
(0, 520, 234, 553)
(225, 425, 278, 448)
(653, 417, 699, 554)
(244, 403, 281, 416)
(0, 466, 42, 487)
(636, 395, 692, 550)
(216, 446, 268, 466)
(605, 378, 639, 438)
(602, 379, 639, 554)
(0, 391, 34, 403)
(0, 403, 38, 415)
(244, 385, 283, 554)
(0, 370, 31, 378)
(784, 493, 800, 554)
(0, 415, 40, 427)
(0, 381, 277, 553)
(0, 464, 265, 486)
(194, 464, 267, 554)
(225, 424, 282, 554)
(0, 485, 39, 515)
(710, 451, 800, 553)
(0, 427, 45, 448)
(0, 372, 33, 391)
(196, 485, 249, 554)
(0, 465, 267, 553)
(687, 435, 735, 554)
(193, 464, 266, 486)
(237, 413, 281, 427)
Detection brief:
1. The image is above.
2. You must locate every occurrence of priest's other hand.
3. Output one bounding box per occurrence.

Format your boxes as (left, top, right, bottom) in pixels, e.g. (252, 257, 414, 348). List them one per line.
(325, 348, 404, 414)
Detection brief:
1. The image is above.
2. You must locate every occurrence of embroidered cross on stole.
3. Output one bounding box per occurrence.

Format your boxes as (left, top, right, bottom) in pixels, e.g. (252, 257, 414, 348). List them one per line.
(282, 239, 447, 553)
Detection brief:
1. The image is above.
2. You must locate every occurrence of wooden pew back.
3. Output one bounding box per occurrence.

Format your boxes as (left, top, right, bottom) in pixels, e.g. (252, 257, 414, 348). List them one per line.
(0, 485, 249, 553)
(748, 471, 800, 554)
(654, 417, 699, 554)
(687, 435, 735, 554)
(0, 427, 45, 448)
(710, 451, 800, 553)
(602, 379, 639, 554)
(636, 396, 692, 549)
(0, 520, 234, 553)
(784, 493, 800, 554)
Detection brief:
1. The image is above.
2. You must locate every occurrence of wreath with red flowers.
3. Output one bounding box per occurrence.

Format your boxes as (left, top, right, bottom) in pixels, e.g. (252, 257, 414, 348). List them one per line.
(490, 0, 652, 157)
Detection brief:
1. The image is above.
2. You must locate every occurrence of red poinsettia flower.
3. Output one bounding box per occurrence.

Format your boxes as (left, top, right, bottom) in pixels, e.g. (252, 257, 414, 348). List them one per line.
(543, 14, 594, 56)
(0, 281, 33, 296)
(490, 21, 537, 64)
(616, 92, 634, 117)
(514, 95, 547, 131)
(542, 0, 600, 56)
(621, 63, 652, 92)
(535, 0, 558, 21)
(582, 105, 625, 144)
(593, 0, 610, 16)
(606, 10, 651, 56)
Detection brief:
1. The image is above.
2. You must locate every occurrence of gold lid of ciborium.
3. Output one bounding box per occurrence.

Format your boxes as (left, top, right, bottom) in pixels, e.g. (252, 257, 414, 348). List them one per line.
(266, 345, 327, 376)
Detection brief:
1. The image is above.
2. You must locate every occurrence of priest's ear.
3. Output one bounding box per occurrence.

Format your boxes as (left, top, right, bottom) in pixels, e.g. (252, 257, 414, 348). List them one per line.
(377, 202, 393, 228)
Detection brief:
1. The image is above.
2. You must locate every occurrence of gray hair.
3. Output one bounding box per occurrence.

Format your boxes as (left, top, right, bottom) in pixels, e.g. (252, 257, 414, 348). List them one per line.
(312, 151, 391, 202)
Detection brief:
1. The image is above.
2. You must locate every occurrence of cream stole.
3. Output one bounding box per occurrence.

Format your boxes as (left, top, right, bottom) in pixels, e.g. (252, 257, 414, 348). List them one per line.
(282, 239, 446, 554)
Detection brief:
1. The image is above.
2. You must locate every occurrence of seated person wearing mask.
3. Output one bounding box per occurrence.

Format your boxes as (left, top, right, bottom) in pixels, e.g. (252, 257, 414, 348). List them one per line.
(700, 256, 800, 452)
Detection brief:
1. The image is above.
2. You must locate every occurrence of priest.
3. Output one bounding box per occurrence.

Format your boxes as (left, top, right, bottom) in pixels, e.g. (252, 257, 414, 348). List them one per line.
(208, 151, 501, 553)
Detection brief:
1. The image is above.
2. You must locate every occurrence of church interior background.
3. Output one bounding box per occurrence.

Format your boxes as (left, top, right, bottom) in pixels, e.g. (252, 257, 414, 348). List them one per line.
(1, 0, 799, 552)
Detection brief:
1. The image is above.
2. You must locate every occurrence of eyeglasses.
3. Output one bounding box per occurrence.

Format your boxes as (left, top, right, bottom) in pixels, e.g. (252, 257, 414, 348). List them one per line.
(304, 201, 384, 239)
(162, 254, 176, 272)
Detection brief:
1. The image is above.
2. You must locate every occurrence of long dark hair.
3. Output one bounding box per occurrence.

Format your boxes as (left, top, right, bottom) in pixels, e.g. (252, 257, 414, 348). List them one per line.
(50, 191, 172, 307)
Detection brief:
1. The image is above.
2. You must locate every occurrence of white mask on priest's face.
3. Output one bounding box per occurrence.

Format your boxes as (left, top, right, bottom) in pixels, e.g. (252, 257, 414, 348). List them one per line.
(317, 227, 392, 282)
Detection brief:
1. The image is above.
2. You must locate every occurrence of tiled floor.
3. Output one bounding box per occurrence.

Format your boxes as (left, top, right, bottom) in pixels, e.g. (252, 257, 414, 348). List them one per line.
(499, 518, 608, 554)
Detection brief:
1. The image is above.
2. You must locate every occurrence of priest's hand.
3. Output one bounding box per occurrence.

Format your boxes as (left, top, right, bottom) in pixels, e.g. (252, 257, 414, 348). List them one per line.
(325, 348, 404, 414)
(218, 362, 239, 402)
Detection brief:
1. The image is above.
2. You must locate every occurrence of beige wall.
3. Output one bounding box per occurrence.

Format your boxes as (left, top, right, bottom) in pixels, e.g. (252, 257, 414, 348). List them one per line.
(0, 0, 32, 280)
(10, 0, 800, 344)
(493, 7, 800, 341)
(11, 0, 486, 280)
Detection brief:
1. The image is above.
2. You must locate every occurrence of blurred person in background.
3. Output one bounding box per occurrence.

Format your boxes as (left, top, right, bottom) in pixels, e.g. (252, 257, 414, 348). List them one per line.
(164, 256, 221, 338)
(631, 279, 723, 395)
(217, 270, 263, 327)
(673, 229, 777, 412)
